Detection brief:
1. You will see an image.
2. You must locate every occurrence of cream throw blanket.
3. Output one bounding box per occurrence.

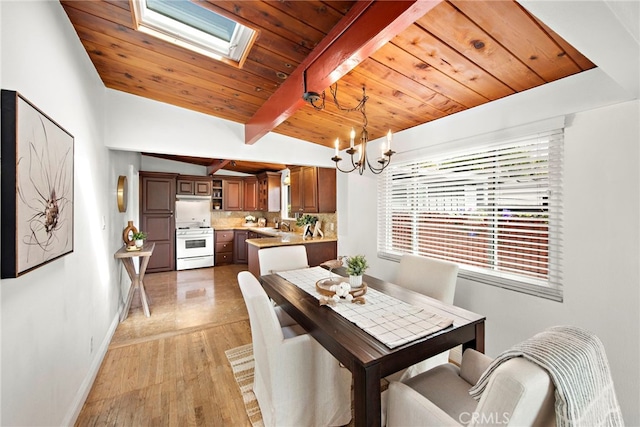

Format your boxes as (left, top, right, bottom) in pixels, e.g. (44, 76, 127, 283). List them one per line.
(469, 326, 624, 426)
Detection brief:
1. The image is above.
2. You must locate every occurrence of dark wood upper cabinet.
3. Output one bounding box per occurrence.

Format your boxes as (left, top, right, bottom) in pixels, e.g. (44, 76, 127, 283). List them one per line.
(258, 172, 281, 212)
(301, 166, 319, 212)
(177, 179, 194, 195)
(177, 175, 212, 196)
(290, 166, 336, 214)
(222, 178, 244, 211)
(141, 172, 176, 213)
(290, 166, 302, 214)
(243, 177, 258, 211)
(194, 181, 211, 196)
(139, 172, 177, 272)
(317, 167, 337, 213)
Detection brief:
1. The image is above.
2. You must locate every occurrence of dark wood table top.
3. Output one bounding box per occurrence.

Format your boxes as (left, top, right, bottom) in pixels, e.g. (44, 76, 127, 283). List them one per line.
(261, 268, 485, 375)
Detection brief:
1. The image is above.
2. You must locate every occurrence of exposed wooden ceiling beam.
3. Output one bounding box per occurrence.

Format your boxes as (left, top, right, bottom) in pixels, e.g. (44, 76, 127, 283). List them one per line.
(206, 159, 231, 175)
(244, 0, 442, 145)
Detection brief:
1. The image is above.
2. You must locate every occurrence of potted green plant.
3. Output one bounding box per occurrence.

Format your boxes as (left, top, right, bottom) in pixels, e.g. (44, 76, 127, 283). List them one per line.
(296, 214, 318, 237)
(132, 231, 147, 248)
(296, 214, 318, 227)
(345, 254, 368, 287)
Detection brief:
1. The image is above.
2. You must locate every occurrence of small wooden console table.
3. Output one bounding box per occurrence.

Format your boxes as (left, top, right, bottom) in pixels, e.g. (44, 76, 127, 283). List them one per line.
(114, 242, 155, 321)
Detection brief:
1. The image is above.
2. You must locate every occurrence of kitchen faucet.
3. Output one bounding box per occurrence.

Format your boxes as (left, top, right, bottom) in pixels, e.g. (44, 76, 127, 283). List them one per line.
(280, 221, 291, 231)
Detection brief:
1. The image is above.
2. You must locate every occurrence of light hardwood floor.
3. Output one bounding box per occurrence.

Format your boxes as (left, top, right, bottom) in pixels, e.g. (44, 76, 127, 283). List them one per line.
(75, 264, 253, 426)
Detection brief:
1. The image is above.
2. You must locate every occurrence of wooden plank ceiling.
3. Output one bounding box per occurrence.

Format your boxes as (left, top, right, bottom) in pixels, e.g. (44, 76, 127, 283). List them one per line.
(61, 0, 594, 174)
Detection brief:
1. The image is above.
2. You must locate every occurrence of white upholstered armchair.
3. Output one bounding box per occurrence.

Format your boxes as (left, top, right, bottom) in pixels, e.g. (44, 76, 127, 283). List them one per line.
(386, 349, 556, 427)
(237, 271, 352, 427)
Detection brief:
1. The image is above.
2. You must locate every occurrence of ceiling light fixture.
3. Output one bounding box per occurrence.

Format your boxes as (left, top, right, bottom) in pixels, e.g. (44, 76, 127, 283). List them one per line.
(302, 72, 395, 175)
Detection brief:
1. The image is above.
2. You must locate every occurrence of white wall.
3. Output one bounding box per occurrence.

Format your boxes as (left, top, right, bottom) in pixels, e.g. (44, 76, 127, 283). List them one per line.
(105, 89, 337, 168)
(0, 2, 138, 425)
(141, 155, 207, 175)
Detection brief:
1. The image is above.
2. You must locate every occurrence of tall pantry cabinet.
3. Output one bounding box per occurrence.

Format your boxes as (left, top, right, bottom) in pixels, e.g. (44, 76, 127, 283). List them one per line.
(139, 172, 177, 273)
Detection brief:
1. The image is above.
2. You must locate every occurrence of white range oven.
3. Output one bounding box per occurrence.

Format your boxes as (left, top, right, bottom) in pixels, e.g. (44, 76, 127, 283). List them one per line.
(176, 225, 214, 270)
(175, 198, 214, 270)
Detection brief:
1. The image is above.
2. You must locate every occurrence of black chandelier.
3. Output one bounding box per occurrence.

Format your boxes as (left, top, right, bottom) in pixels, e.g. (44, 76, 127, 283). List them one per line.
(302, 74, 395, 175)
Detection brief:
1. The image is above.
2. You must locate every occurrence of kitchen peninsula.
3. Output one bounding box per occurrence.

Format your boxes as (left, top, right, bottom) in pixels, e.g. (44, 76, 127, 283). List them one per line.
(245, 228, 337, 278)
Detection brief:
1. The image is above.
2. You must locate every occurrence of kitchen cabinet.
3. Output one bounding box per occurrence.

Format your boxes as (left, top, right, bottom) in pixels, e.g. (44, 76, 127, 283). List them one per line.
(215, 229, 234, 265)
(317, 167, 337, 213)
(258, 171, 281, 212)
(139, 171, 177, 272)
(243, 177, 258, 211)
(211, 179, 223, 210)
(177, 175, 212, 196)
(248, 231, 266, 239)
(222, 178, 243, 211)
(235, 229, 273, 264)
(289, 166, 336, 214)
(234, 229, 249, 264)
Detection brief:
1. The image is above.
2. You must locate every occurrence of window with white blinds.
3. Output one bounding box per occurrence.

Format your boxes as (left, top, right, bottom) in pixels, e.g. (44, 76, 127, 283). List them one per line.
(378, 129, 564, 301)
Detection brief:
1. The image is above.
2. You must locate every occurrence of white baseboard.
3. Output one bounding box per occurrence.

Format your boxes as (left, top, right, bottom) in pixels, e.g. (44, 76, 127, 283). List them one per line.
(61, 311, 120, 426)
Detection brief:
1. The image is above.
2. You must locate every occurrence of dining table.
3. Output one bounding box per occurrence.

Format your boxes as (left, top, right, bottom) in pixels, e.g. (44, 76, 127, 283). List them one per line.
(260, 266, 486, 427)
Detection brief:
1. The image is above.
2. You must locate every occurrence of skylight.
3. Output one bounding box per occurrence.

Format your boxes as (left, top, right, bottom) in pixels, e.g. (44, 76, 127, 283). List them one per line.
(131, 0, 256, 67)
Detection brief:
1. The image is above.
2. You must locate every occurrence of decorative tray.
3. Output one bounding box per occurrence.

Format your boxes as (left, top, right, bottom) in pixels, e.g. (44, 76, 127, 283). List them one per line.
(125, 246, 141, 252)
(315, 277, 367, 298)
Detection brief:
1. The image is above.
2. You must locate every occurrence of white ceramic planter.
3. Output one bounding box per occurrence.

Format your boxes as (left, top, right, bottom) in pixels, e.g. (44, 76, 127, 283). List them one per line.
(349, 275, 363, 288)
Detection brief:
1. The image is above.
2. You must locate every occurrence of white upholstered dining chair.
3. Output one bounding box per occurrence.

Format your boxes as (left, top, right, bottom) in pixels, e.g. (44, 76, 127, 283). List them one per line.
(389, 254, 459, 381)
(258, 245, 309, 275)
(237, 271, 352, 427)
(396, 254, 458, 304)
(386, 348, 556, 427)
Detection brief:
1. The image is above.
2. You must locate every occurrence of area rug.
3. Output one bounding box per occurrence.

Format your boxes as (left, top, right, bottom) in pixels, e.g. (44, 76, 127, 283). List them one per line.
(225, 344, 264, 427)
(225, 344, 388, 427)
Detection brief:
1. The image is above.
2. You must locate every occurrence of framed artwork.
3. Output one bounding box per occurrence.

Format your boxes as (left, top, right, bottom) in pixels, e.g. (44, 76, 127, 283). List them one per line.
(1, 90, 74, 278)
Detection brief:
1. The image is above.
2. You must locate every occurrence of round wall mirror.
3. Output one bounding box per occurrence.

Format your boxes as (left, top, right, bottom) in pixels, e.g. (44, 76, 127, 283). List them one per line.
(117, 175, 127, 212)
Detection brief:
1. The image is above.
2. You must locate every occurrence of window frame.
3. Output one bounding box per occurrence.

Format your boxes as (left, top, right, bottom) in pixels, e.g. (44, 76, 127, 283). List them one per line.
(131, 0, 257, 68)
(377, 121, 564, 301)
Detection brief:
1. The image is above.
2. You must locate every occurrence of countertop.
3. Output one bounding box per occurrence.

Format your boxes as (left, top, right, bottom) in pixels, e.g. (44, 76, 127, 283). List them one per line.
(236, 226, 337, 248)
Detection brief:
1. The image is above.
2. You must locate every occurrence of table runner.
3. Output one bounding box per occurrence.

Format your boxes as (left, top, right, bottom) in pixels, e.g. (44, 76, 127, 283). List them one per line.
(277, 267, 453, 349)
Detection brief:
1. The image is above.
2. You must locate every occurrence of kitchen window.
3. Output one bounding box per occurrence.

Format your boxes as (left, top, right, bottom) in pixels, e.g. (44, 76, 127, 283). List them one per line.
(131, 0, 257, 67)
(378, 124, 564, 301)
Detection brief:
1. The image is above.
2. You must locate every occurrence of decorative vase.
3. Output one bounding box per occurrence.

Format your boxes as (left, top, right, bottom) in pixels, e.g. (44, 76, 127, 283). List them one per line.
(349, 275, 363, 288)
(135, 239, 144, 248)
(123, 221, 138, 247)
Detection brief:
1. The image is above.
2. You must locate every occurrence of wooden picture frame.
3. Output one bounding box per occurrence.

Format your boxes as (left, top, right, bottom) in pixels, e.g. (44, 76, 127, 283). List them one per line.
(1, 90, 74, 278)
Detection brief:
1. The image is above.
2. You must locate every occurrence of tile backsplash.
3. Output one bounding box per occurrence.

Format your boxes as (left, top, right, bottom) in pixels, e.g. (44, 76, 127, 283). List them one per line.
(211, 211, 337, 237)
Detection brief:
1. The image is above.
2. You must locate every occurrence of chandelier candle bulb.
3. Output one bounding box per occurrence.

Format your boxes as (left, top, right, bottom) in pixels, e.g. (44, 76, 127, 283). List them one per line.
(335, 138, 339, 156)
(387, 130, 392, 150)
(350, 128, 355, 149)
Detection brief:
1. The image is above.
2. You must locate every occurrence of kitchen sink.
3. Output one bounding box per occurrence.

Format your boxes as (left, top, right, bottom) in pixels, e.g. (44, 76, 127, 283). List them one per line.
(251, 227, 288, 236)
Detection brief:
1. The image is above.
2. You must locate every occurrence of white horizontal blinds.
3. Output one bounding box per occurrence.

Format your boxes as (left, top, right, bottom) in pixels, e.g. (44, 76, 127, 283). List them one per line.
(378, 129, 564, 295)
